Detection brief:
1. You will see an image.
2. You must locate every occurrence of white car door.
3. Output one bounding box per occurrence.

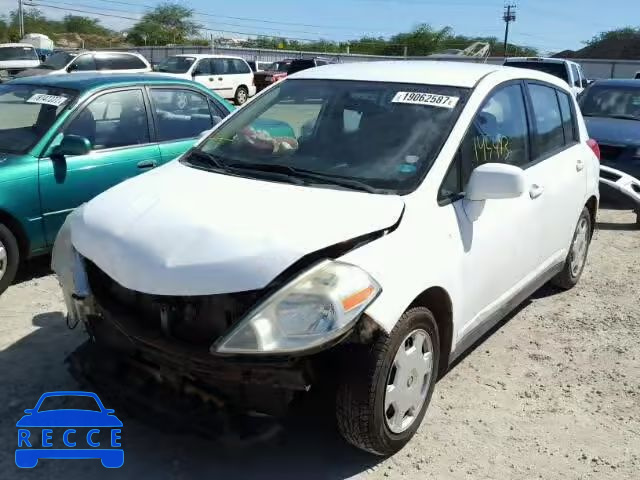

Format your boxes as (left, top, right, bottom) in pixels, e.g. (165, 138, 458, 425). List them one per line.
(210, 58, 236, 100)
(523, 82, 587, 266)
(438, 82, 543, 341)
(192, 59, 216, 90)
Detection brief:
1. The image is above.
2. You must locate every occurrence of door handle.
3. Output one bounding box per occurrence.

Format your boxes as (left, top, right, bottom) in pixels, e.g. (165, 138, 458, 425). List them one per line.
(209, 77, 213, 81)
(218, 77, 223, 81)
(576, 159, 585, 172)
(137, 160, 157, 169)
(529, 184, 545, 199)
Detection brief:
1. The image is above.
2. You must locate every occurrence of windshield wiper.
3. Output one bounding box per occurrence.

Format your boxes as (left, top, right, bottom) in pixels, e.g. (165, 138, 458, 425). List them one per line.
(606, 114, 640, 121)
(225, 162, 382, 193)
(183, 149, 228, 170)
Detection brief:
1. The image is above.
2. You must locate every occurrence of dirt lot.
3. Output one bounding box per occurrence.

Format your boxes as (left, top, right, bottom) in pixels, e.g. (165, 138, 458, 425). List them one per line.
(0, 208, 638, 480)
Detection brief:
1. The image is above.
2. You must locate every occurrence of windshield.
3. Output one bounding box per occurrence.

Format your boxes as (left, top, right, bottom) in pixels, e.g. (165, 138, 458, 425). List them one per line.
(506, 61, 569, 83)
(37, 395, 101, 412)
(158, 56, 195, 74)
(0, 46, 39, 62)
(42, 51, 76, 70)
(0, 84, 77, 154)
(190, 79, 467, 193)
(580, 86, 640, 120)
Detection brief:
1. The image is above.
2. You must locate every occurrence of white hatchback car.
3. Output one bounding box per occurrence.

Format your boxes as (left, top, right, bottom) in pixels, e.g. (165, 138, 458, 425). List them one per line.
(156, 54, 257, 105)
(54, 61, 600, 455)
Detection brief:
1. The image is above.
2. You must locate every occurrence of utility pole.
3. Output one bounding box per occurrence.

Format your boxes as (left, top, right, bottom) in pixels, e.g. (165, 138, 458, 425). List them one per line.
(503, 3, 516, 58)
(18, 0, 25, 38)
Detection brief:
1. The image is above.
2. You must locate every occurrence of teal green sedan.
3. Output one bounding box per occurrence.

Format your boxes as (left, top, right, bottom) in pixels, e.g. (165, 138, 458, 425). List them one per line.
(0, 73, 236, 294)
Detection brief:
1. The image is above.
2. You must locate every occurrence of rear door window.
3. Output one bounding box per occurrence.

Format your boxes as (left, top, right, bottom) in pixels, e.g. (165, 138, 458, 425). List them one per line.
(527, 83, 566, 159)
(232, 59, 251, 74)
(150, 89, 214, 141)
(557, 90, 577, 144)
(95, 53, 147, 70)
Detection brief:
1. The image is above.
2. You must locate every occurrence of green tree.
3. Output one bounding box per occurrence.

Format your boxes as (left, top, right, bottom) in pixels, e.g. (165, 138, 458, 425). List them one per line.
(62, 15, 112, 36)
(128, 2, 201, 45)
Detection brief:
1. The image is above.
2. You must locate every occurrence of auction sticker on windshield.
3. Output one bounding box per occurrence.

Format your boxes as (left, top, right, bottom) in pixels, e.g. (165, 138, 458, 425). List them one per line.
(26, 94, 68, 107)
(392, 91, 459, 108)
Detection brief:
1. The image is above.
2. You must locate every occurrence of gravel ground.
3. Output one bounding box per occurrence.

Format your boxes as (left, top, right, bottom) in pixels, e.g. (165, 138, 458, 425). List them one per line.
(0, 208, 638, 479)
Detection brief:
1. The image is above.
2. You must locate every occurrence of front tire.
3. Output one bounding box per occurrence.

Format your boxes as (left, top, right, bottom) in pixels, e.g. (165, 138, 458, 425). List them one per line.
(234, 86, 249, 105)
(551, 207, 592, 290)
(0, 223, 19, 296)
(336, 307, 440, 455)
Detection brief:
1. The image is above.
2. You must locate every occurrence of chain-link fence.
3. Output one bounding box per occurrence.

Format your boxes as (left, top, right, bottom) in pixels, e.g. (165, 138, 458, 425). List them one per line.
(98, 45, 640, 80)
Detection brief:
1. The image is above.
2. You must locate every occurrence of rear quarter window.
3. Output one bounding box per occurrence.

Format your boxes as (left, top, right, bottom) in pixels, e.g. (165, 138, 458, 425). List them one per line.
(95, 53, 147, 70)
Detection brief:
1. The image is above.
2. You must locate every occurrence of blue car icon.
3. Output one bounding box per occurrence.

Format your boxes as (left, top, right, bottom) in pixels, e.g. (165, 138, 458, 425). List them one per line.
(16, 391, 123, 468)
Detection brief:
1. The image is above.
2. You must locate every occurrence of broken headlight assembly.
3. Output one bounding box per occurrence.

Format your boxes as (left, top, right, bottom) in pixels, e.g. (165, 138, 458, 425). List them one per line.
(213, 260, 381, 355)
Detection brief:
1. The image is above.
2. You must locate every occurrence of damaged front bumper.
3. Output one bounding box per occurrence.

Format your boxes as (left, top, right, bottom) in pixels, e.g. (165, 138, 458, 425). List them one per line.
(52, 207, 340, 416)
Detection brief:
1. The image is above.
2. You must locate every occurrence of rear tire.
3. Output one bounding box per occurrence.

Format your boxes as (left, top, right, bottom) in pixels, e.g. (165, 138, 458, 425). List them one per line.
(336, 307, 440, 455)
(234, 86, 249, 105)
(551, 207, 592, 290)
(0, 223, 19, 296)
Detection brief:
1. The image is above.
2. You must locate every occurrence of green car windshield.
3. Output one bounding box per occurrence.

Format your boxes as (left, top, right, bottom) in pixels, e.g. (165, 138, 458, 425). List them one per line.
(0, 84, 77, 154)
(193, 79, 467, 193)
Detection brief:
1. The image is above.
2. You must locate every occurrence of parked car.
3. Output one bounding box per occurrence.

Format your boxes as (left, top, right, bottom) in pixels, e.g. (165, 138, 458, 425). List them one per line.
(254, 59, 293, 92)
(579, 79, 640, 208)
(54, 61, 599, 456)
(634, 72, 640, 80)
(156, 54, 257, 105)
(0, 73, 234, 295)
(15, 50, 151, 78)
(504, 57, 588, 97)
(247, 60, 272, 72)
(0, 43, 41, 82)
(286, 57, 334, 75)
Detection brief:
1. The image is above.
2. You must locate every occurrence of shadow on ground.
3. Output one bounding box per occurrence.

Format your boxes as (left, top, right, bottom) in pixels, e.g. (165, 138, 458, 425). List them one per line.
(0, 313, 379, 480)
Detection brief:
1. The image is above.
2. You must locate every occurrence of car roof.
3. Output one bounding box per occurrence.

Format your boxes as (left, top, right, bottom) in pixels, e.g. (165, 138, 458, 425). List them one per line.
(7, 73, 202, 91)
(0, 42, 36, 48)
(590, 78, 640, 87)
(173, 54, 247, 60)
(290, 61, 522, 88)
(505, 57, 575, 65)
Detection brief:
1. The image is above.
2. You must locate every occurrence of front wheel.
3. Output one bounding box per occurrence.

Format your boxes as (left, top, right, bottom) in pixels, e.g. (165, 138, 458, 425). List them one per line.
(234, 86, 249, 106)
(551, 207, 592, 290)
(0, 223, 19, 296)
(336, 307, 440, 455)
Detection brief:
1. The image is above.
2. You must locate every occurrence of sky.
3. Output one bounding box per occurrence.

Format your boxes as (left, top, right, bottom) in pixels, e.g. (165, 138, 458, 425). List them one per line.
(2, 0, 639, 54)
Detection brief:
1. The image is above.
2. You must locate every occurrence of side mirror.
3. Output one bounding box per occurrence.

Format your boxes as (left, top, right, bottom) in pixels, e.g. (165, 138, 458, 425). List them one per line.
(463, 163, 525, 222)
(466, 163, 525, 201)
(24, 409, 34, 414)
(39, 55, 46, 63)
(52, 135, 92, 159)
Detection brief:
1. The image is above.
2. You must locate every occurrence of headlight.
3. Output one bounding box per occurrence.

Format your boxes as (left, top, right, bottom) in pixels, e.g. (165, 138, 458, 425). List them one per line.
(214, 260, 381, 354)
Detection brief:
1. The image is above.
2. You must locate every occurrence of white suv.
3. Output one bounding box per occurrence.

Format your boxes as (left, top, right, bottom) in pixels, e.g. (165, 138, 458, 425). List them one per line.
(15, 50, 151, 78)
(54, 61, 600, 455)
(156, 54, 256, 105)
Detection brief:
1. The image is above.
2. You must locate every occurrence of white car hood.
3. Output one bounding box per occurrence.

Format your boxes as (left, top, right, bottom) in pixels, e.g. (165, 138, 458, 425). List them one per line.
(71, 161, 404, 296)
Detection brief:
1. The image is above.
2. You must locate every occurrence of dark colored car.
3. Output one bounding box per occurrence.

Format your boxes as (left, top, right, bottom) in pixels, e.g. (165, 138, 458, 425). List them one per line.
(286, 57, 333, 75)
(580, 79, 640, 206)
(253, 59, 293, 92)
(580, 80, 640, 178)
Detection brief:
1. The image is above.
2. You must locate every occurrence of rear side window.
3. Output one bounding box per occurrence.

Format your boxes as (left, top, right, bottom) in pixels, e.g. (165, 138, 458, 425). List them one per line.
(232, 59, 251, 74)
(150, 89, 214, 141)
(557, 91, 577, 144)
(528, 84, 565, 159)
(506, 61, 569, 83)
(95, 53, 147, 70)
(211, 59, 229, 75)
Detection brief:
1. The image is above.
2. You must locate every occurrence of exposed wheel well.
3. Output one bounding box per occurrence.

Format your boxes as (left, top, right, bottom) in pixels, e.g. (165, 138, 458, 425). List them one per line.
(0, 210, 29, 260)
(586, 196, 598, 236)
(408, 287, 453, 377)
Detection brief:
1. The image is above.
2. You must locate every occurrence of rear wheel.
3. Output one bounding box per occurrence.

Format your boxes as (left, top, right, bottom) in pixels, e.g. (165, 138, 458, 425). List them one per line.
(551, 207, 592, 290)
(0, 223, 19, 296)
(234, 86, 249, 105)
(336, 307, 439, 455)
